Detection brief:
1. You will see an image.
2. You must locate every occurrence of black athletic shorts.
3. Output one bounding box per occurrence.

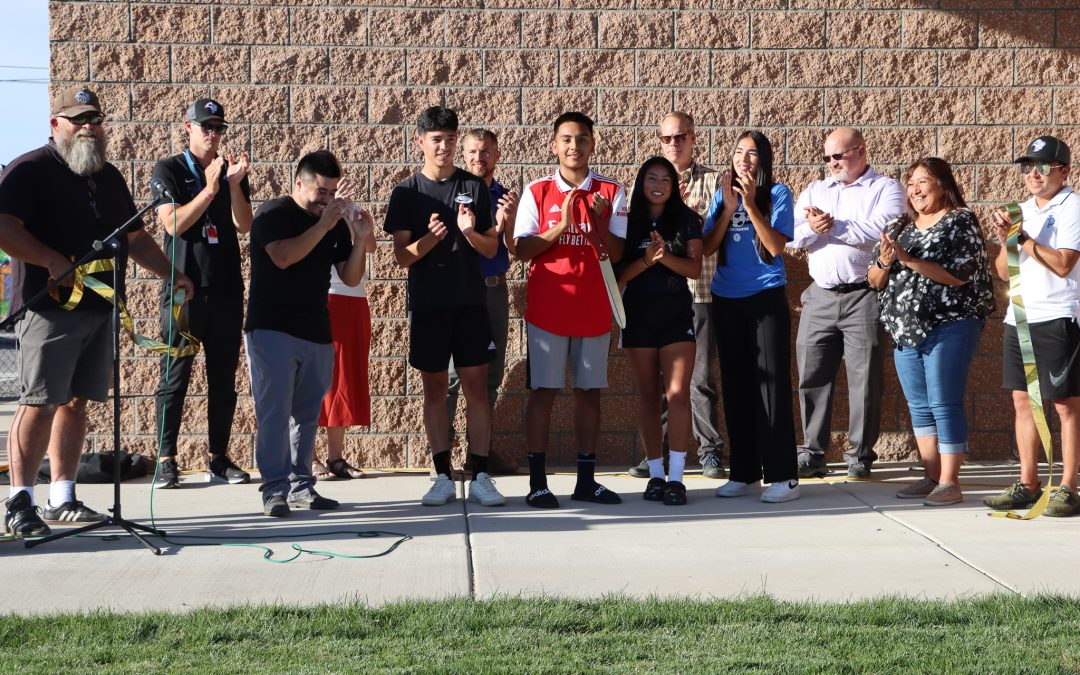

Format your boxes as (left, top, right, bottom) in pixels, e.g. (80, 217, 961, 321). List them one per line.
(1003, 318, 1080, 400)
(620, 293, 696, 349)
(409, 304, 494, 373)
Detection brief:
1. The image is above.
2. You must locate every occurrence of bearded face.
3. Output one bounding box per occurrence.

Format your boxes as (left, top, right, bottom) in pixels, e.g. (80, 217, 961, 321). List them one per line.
(53, 119, 108, 177)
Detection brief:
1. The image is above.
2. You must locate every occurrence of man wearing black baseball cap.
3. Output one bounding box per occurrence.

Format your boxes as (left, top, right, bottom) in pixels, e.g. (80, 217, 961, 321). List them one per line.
(986, 135, 1080, 517)
(0, 85, 193, 537)
(150, 97, 253, 489)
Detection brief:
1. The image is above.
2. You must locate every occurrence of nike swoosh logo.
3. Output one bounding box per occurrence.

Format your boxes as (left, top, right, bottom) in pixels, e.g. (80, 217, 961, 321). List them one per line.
(788, 480, 798, 489)
(1049, 343, 1080, 387)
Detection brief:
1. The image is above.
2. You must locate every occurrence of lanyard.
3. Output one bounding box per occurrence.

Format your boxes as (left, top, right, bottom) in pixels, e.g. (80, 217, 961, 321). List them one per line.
(182, 149, 205, 194)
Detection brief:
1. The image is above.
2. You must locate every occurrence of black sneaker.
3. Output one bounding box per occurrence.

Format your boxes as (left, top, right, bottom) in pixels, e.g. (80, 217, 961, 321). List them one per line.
(663, 481, 687, 506)
(701, 454, 727, 479)
(847, 462, 872, 479)
(4, 491, 51, 537)
(154, 459, 180, 489)
(208, 456, 251, 485)
(572, 482, 622, 504)
(42, 499, 106, 524)
(797, 456, 828, 479)
(525, 487, 559, 509)
(643, 477, 666, 501)
(288, 491, 340, 510)
(263, 495, 290, 518)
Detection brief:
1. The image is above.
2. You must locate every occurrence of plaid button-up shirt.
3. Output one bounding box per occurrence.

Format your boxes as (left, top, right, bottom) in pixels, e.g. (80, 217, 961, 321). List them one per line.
(679, 162, 723, 303)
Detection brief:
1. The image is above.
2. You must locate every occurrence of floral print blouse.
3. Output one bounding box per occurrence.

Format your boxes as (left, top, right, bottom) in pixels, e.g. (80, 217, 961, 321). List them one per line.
(871, 209, 995, 348)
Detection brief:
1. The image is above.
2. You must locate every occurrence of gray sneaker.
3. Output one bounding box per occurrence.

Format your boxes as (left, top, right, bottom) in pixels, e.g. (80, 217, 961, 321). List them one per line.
(1044, 486, 1080, 517)
(982, 481, 1042, 511)
(847, 462, 871, 479)
(701, 454, 726, 479)
(896, 477, 937, 499)
(797, 455, 827, 478)
(923, 483, 963, 507)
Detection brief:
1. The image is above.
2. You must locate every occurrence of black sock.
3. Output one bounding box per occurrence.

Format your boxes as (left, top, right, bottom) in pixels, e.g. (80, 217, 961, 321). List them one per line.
(469, 453, 488, 476)
(432, 450, 453, 478)
(576, 452, 596, 486)
(528, 452, 548, 492)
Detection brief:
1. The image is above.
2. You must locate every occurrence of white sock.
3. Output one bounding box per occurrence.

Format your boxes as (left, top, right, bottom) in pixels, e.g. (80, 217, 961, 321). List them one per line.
(9, 486, 33, 505)
(668, 451, 687, 483)
(49, 480, 75, 508)
(647, 457, 665, 479)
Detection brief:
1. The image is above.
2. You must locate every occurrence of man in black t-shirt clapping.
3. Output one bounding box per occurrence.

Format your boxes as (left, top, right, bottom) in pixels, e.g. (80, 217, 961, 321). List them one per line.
(384, 106, 504, 508)
(245, 151, 372, 518)
(151, 98, 253, 489)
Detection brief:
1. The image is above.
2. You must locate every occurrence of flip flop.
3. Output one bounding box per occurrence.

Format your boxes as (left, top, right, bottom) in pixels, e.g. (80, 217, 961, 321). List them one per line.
(327, 458, 366, 480)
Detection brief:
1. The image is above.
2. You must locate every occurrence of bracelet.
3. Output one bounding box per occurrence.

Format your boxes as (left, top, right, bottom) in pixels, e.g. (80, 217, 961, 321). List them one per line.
(643, 257, 654, 268)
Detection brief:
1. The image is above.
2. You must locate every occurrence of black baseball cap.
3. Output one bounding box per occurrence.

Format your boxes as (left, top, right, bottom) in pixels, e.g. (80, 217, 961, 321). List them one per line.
(186, 98, 226, 124)
(1014, 136, 1070, 166)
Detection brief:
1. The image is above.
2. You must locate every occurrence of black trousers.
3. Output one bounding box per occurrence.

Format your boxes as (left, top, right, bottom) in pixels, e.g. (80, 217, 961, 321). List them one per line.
(154, 289, 243, 458)
(712, 286, 798, 484)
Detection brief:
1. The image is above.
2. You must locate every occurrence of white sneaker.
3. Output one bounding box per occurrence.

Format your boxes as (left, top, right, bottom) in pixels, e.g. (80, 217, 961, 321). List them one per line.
(715, 480, 760, 498)
(761, 479, 801, 503)
(421, 474, 457, 506)
(468, 472, 506, 507)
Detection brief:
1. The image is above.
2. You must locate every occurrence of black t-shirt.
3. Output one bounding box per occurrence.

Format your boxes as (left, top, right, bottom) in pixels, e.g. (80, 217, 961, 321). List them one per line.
(244, 196, 352, 344)
(383, 169, 493, 311)
(0, 140, 141, 314)
(624, 212, 703, 301)
(151, 151, 250, 294)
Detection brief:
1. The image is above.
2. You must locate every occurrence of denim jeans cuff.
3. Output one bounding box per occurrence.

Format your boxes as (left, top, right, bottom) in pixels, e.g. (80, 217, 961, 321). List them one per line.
(912, 424, 937, 437)
(938, 441, 968, 455)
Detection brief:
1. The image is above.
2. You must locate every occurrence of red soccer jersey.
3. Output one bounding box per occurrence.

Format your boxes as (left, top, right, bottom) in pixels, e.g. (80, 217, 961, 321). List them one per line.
(513, 170, 627, 337)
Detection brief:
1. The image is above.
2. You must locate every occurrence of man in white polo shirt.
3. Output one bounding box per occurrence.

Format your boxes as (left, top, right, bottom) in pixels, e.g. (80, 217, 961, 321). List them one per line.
(985, 135, 1080, 517)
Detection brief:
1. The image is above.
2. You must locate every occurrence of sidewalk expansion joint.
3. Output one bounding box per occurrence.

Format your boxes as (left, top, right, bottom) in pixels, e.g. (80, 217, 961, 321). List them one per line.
(460, 479, 476, 600)
(826, 480, 1022, 597)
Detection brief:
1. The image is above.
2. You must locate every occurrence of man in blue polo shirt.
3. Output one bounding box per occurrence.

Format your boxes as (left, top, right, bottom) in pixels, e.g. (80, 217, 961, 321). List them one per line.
(446, 128, 519, 475)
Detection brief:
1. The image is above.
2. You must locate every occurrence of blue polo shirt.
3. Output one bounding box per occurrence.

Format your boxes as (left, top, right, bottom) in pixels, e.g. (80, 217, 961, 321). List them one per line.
(479, 179, 510, 278)
(703, 183, 794, 299)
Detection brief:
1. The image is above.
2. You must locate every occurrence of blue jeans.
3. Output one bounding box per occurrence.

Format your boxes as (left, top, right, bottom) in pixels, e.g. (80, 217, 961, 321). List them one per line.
(893, 318, 982, 454)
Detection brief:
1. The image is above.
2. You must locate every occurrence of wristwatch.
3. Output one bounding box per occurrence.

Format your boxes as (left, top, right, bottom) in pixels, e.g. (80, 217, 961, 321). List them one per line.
(874, 258, 889, 270)
(1016, 231, 1029, 246)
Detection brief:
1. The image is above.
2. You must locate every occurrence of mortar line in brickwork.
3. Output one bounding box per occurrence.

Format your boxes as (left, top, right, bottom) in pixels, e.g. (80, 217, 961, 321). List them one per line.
(825, 480, 1022, 597)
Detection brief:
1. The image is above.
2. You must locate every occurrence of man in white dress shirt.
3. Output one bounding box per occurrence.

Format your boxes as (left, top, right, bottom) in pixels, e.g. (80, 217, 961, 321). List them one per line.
(788, 128, 906, 479)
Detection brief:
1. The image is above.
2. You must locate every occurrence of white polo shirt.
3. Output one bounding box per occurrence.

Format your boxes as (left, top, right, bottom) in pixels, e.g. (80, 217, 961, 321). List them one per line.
(1006, 186, 1080, 325)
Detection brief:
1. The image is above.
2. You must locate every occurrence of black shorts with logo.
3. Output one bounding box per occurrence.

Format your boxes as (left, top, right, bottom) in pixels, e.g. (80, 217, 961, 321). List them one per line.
(409, 304, 494, 373)
(1003, 318, 1080, 400)
(620, 293, 696, 349)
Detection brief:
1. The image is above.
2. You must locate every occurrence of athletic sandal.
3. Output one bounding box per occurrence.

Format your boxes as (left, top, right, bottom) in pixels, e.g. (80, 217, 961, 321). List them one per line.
(525, 488, 559, 509)
(571, 482, 622, 504)
(313, 460, 333, 481)
(327, 458, 366, 480)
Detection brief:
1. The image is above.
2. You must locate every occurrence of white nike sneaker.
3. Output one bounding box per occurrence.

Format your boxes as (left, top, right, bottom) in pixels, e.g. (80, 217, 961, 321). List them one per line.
(714, 480, 760, 498)
(468, 472, 506, 507)
(761, 479, 801, 503)
(421, 474, 457, 506)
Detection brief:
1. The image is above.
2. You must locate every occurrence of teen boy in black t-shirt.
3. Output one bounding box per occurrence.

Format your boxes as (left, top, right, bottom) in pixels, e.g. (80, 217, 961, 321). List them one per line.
(384, 106, 504, 508)
(151, 98, 253, 489)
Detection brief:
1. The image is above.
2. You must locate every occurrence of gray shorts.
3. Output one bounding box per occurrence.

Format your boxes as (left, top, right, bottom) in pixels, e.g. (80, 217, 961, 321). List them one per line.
(17, 309, 112, 405)
(526, 322, 610, 390)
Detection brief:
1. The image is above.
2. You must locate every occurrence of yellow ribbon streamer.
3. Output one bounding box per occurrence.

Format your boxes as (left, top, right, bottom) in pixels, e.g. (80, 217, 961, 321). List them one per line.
(991, 203, 1053, 520)
(49, 258, 200, 358)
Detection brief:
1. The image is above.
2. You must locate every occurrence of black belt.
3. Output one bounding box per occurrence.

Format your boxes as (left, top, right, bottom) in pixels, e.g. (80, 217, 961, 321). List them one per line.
(823, 281, 870, 294)
(484, 274, 506, 287)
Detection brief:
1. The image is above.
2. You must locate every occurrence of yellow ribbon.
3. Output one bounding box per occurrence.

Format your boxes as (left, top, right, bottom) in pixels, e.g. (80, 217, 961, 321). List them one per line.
(991, 203, 1053, 520)
(49, 258, 200, 358)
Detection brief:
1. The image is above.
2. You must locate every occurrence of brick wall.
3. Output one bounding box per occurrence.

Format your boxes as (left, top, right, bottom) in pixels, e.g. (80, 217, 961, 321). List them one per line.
(48, 1, 1080, 470)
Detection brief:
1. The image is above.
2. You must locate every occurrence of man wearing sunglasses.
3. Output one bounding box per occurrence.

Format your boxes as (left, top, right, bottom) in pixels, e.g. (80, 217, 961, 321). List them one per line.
(985, 136, 1080, 517)
(788, 127, 905, 480)
(150, 98, 253, 490)
(0, 86, 193, 537)
(626, 111, 728, 481)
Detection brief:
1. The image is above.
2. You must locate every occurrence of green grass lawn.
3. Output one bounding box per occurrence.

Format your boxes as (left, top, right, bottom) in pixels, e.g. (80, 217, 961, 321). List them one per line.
(2, 596, 1078, 673)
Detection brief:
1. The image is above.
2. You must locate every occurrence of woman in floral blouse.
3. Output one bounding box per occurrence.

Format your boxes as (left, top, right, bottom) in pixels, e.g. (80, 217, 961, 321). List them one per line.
(867, 157, 994, 507)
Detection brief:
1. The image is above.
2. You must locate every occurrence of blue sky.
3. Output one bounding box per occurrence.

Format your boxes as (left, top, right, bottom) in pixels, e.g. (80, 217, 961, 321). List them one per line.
(0, 0, 48, 166)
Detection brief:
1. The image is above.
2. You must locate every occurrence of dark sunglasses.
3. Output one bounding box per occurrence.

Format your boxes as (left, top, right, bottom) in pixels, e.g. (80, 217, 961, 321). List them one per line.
(199, 122, 228, 135)
(658, 133, 688, 145)
(1020, 162, 1063, 176)
(62, 113, 104, 127)
(823, 145, 861, 163)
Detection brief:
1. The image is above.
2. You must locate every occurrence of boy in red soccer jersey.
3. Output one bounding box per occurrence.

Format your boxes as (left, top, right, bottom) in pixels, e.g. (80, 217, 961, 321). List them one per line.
(513, 112, 628, 508)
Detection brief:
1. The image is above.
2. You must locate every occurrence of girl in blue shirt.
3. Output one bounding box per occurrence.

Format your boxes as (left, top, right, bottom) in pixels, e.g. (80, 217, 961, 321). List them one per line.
(703, 131, 800, 504)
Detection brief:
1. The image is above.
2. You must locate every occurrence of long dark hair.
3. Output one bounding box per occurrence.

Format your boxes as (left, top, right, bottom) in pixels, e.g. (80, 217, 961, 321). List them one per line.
(626, 156, 700, 261)
(721, 130, 777, 266)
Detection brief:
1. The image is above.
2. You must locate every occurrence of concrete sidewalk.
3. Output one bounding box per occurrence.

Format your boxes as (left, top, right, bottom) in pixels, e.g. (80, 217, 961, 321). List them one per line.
(1, 463, 1077, 615)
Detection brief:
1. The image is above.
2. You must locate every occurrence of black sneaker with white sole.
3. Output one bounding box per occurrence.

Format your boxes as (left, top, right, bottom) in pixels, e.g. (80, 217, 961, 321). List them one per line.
(4, 491, 51, 537)
(42, 499, 107, 524)
(208, 457, 251, 485)
(288, 491, 339, 510)
(154, 459, 181, 489)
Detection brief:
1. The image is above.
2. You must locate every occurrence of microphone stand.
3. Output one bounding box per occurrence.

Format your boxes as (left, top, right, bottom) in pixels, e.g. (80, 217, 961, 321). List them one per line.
(15, 192, 170, 554)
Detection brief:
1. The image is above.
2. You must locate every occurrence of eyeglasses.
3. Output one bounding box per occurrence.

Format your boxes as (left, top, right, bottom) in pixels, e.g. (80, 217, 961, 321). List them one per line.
(62, 114, 104, 127)
(1020, 162, 1063, 176)
(198, 123, 228, 136)
(823, 146, 861, 163)
(658, 133, 688, 145)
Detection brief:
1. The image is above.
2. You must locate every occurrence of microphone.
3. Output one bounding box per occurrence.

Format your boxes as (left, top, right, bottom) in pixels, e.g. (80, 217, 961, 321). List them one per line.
(150, 178, 172, 201)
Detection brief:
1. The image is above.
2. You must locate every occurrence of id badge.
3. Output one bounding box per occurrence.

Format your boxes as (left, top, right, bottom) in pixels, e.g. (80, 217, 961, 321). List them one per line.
(204, 222, 219, 244)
